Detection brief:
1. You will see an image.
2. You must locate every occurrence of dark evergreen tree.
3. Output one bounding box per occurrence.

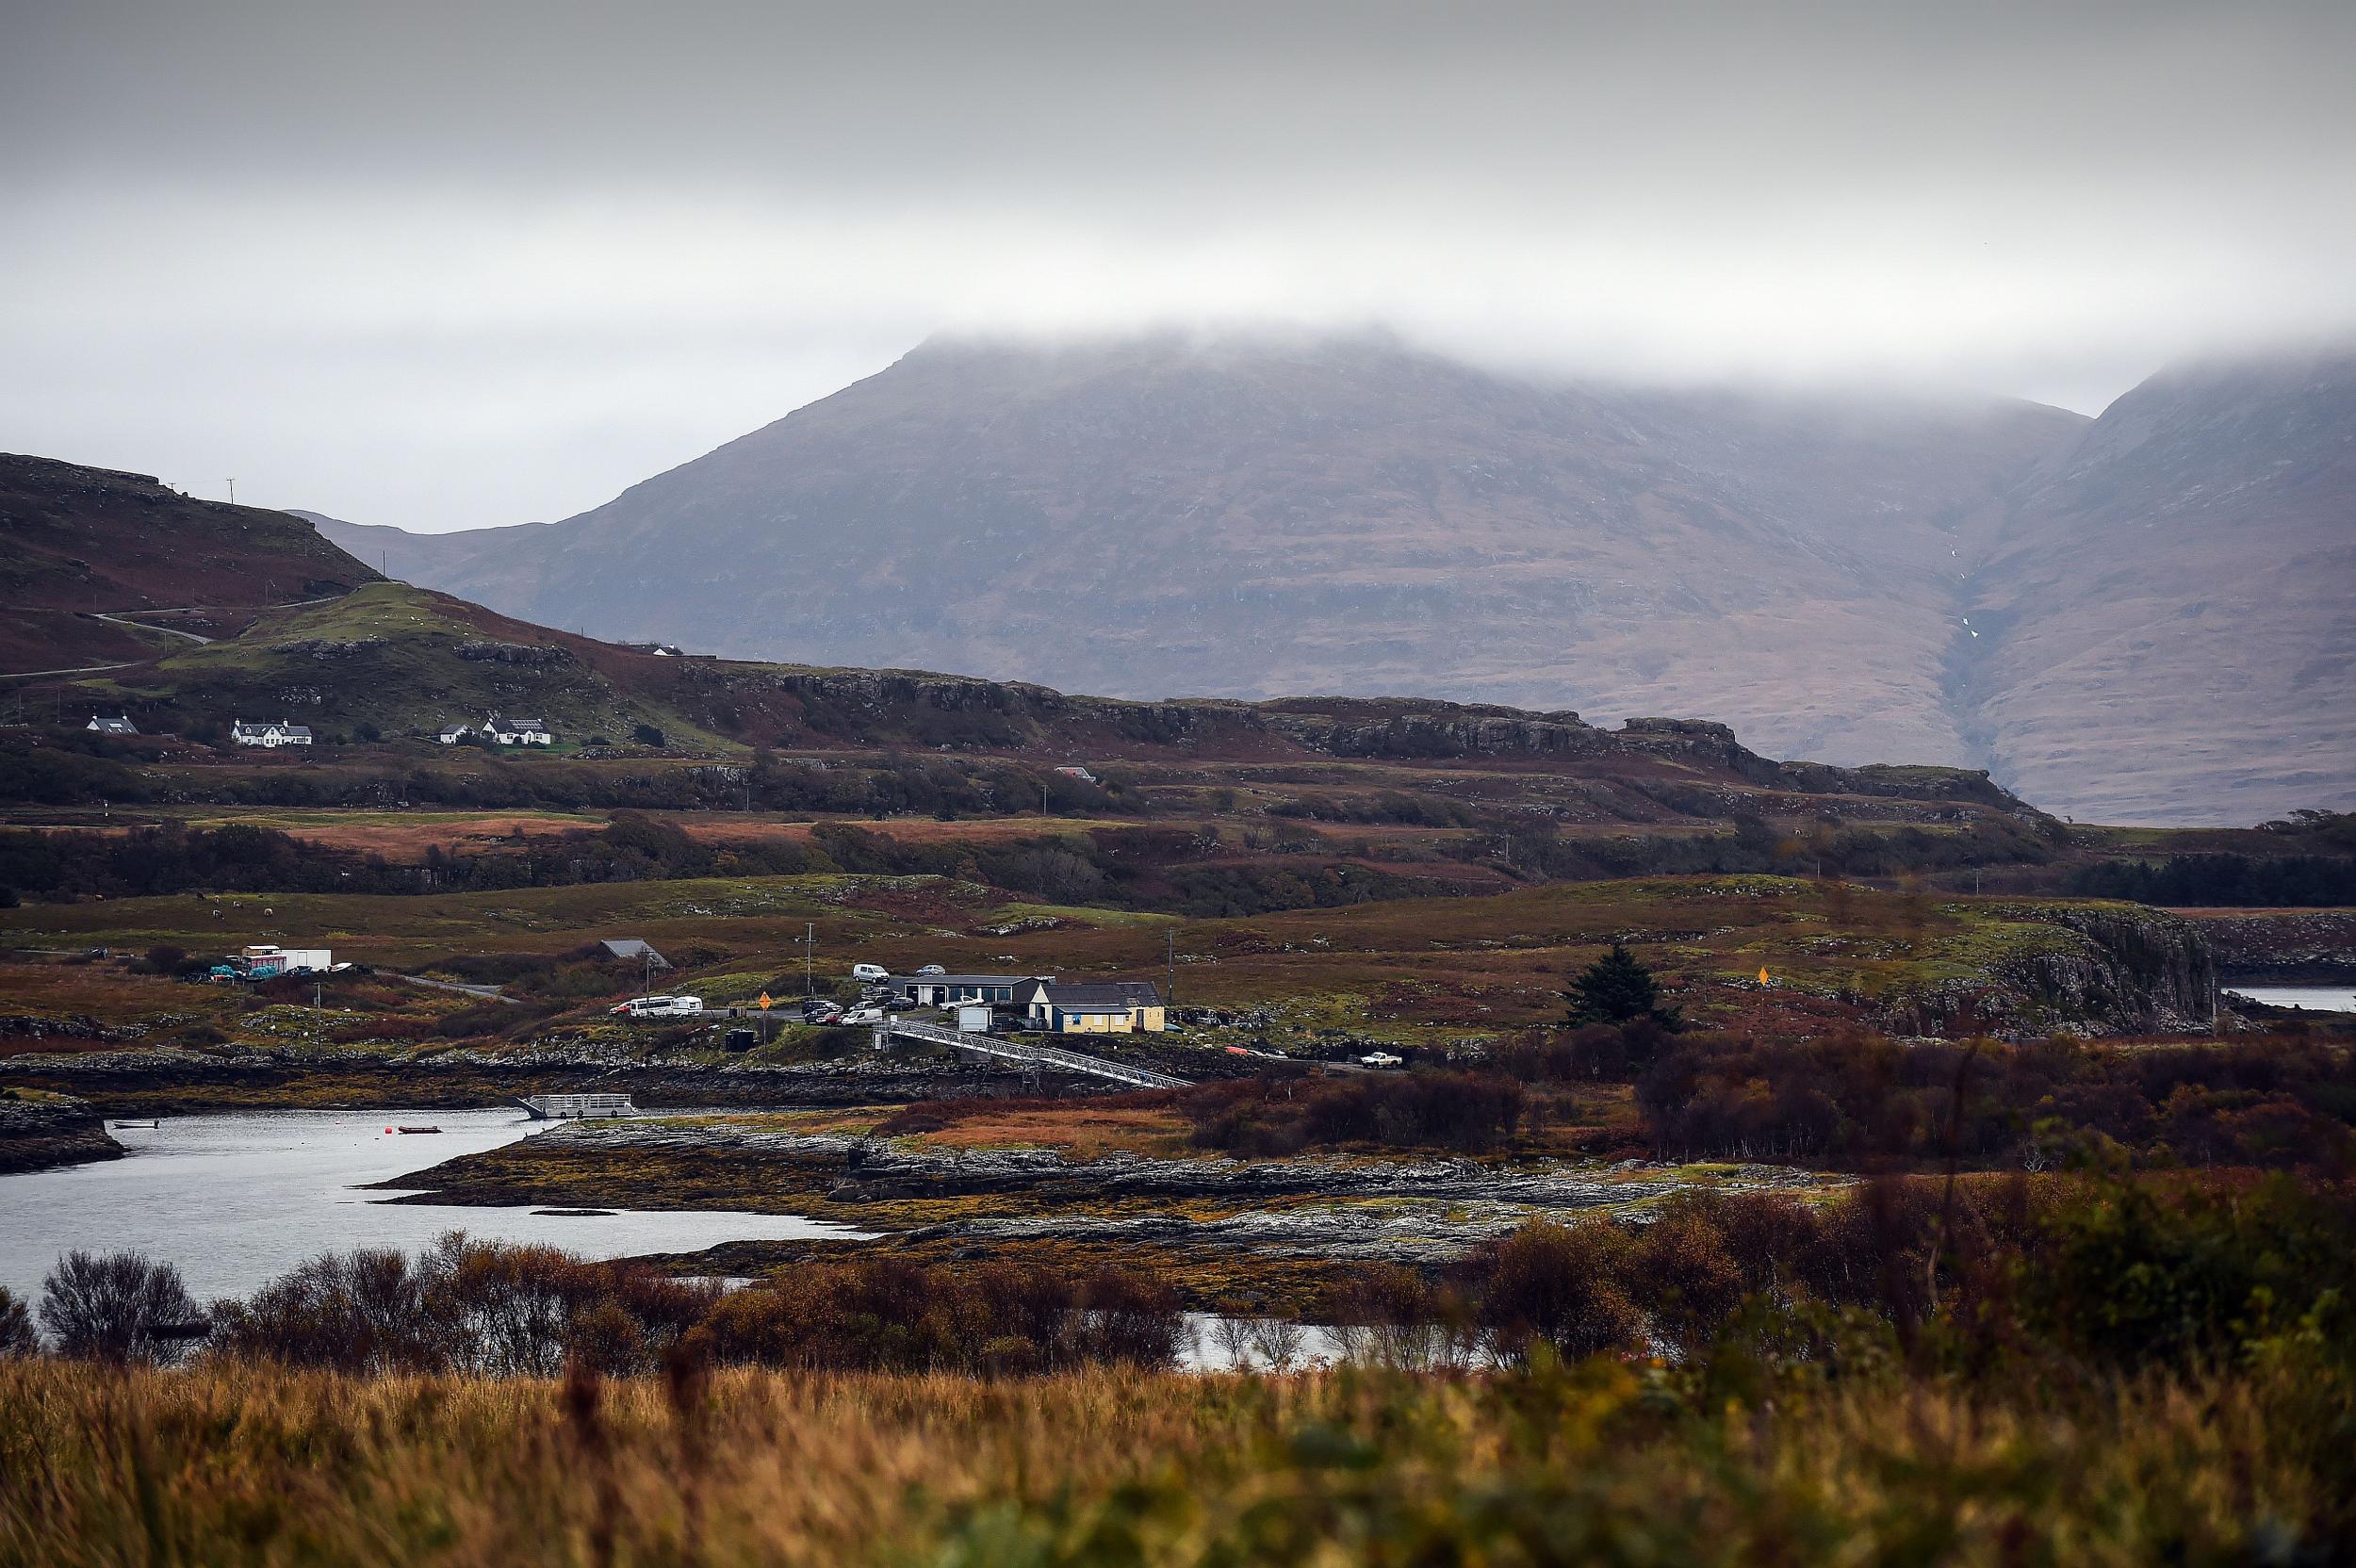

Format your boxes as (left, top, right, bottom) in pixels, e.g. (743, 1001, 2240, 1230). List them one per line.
(1563, 942, 1681, 1029)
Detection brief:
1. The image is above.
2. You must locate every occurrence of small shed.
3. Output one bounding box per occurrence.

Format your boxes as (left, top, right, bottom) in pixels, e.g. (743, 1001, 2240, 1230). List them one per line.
(599, 939, 670, 971)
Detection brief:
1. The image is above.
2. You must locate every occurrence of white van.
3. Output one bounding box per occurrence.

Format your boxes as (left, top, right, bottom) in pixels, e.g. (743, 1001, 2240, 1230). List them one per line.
(613, 995, 704, 1018)
(850, 963, 890, 983)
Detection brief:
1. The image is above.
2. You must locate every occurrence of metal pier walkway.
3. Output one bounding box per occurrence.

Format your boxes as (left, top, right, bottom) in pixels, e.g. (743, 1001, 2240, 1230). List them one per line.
(875, 1018, 1190, 1089)
(516, 1092, 638, 1119)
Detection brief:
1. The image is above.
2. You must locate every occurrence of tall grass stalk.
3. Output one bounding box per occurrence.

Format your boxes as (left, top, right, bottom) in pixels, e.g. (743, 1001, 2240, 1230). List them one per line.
(0, 1356, 2344, 1566)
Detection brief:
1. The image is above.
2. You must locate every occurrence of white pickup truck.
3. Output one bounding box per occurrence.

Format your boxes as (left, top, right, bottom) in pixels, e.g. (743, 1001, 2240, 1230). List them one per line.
(612, 995, 704, 1018)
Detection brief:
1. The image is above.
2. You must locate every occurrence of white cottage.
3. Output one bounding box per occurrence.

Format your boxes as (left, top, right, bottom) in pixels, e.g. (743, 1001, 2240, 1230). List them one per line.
(483, 714, 553, 746)
(230, 718, 314, 748)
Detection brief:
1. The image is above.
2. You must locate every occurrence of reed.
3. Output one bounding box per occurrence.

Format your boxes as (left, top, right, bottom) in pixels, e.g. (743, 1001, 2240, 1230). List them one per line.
(2, 1352, 2347, 1566)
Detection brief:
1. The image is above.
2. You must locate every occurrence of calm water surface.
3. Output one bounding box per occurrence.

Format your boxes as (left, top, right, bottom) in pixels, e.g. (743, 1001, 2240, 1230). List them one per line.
(2226, 984, 2356, 1014)
(0, 1108, 866, 1303)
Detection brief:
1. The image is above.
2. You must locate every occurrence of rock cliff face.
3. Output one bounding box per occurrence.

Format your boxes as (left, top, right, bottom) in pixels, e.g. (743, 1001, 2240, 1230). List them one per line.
(0, 1092, 123, 1174)
(1899, 903, 2217, 1037)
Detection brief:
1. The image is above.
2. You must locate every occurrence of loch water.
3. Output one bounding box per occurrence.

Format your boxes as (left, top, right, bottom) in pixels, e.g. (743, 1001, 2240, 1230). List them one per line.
(0, 1107, 864, 1303)
(2224, 983, 2356, 1014)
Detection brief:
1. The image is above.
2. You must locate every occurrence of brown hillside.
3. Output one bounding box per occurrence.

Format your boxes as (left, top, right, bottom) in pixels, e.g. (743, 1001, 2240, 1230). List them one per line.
(327, 335, 2082, 776)
(0, 453, 379, 674)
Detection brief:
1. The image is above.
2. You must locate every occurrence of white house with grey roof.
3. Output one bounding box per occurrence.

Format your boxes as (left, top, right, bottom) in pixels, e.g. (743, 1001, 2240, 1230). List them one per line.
(1014, 978, 1166, 1034)
(483, 714, 553, 745)
(230, 718, 313, 748)
(890, 972, 1054, 1007)
(86, 714, 139, 736)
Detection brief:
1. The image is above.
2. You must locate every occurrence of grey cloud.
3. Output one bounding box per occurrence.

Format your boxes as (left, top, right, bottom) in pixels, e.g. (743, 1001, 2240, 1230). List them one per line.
(4, 1, 2352, 530)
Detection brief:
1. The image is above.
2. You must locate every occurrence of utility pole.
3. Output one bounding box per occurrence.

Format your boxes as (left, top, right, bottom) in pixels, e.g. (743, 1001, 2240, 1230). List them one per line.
(804, 922, 814, 997)
(226, 478, 236, 505)
(1166, 925, 1176, 1008)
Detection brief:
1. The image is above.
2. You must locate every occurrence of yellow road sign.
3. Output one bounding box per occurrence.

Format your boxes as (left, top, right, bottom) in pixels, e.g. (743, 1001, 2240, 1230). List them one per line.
(1757, 967, 1771, 986)
(757, 992, 773, 1010)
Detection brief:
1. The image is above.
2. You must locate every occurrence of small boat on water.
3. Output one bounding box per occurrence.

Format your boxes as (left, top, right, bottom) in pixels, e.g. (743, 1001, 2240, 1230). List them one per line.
(113, 1119, 160, 1130)
(391, 1125, 443, 1135)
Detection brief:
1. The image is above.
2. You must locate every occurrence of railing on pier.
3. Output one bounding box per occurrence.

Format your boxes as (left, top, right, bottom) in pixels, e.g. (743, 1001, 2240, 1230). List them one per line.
(516, 1092, 639, 1119)
(875, 1018, 1190, 1089)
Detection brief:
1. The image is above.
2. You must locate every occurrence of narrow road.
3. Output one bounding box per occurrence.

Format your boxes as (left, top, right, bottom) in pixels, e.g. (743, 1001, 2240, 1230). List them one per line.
(0, 592, 352, 680)
(91, 612, 211, 645)
(393, 973, 529, 1006)
(0, 661, 139, 679)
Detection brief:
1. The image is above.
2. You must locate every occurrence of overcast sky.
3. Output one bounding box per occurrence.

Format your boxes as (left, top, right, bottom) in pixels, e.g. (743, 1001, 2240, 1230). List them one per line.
(5, 0, 2352, 532)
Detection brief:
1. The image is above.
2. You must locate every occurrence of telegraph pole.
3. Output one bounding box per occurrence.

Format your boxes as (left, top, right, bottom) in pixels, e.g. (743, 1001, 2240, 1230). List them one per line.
(1166, 925, 1176, 1007)
(804, 922, 814, 997)
(226, 478, 236, 505)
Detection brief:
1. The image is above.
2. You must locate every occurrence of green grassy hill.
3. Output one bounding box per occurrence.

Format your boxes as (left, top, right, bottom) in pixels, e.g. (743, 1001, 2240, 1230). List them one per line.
(107, 582, 721, 747)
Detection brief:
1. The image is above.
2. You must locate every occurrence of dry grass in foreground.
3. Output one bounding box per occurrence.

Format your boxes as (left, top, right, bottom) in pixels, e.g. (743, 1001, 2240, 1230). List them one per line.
(2, 1354, 2349, 1567)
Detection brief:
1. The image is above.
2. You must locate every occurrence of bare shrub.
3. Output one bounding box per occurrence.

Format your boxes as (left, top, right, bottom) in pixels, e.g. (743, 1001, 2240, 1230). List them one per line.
(0, 1286, 37, 1357)
(38, 1251, 204, 1365)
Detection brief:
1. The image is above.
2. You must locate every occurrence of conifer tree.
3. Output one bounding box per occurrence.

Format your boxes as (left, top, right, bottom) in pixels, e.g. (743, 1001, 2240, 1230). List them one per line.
(1563, 941, 1681, 1029)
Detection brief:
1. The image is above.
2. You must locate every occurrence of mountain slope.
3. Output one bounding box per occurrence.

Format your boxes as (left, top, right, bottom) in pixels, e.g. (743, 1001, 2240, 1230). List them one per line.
(1956, 351, 2356, 825)
(329, 335, 2082, 776)
(0, 455, 379, 673)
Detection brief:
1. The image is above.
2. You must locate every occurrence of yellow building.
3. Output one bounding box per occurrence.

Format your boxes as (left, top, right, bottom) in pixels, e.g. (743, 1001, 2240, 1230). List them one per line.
(1018, 979, 1166, 1034)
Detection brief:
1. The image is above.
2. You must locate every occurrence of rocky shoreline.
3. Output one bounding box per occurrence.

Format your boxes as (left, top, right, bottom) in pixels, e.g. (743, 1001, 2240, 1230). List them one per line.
(0, 1041, 1104, 1117)
(0, 1091, 125, 1174)
(378, 1117, 1834, 1270)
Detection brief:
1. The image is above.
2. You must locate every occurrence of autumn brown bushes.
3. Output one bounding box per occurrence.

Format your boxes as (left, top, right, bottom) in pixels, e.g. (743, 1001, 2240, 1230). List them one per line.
(1183, 1070, 1525, 1154)
(697, 1257, 1182, 1374)
(1631, 1029, 2356, 1170)
(188, 1239, 1186, 1378)
(1348, 1173, 2356, 1377)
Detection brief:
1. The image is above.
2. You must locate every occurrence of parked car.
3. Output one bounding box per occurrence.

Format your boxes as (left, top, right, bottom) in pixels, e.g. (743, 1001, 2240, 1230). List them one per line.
(613, 995, 704, 1018)
(841, 1005, 884, 1025)
(916, 963, 946, 975)
(884, 997, 920, 1013)
(800, 999, 843, 1022)
(851, 963, 890, 983)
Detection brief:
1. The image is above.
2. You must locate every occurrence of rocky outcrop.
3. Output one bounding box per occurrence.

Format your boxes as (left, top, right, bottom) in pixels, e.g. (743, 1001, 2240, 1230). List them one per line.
(455, 641, 570, 666)
(2178, 909, 2356, 981)
(481, 1120, 1819, 1217)
(0, 1092, 123, 1174)
(1895, 902, 2217, 1037)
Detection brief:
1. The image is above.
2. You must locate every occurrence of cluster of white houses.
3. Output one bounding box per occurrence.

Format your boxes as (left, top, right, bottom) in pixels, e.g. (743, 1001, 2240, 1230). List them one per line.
(89, 712, 552, 748)
(889, 971, 1167, 1035)
(91, 713, 316, 747)
(439, 714, 554, 746)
